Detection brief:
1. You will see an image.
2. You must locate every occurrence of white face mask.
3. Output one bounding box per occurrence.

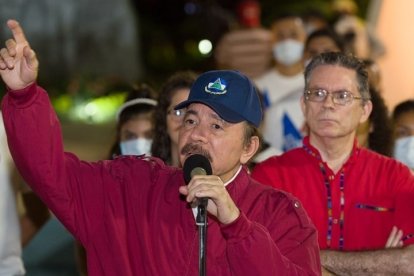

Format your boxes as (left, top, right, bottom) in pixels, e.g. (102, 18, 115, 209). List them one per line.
(394, 136, 414, 169)
(272, 39, 304, 66)
(120, 138, 152, 156)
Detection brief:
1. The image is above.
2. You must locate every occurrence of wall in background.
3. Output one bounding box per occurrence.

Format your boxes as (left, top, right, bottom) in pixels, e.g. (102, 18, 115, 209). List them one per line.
(376, 0, 414, 109)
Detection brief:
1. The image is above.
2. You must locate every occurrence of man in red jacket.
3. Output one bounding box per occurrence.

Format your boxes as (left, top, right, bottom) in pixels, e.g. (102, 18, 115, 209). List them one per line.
(0, 20, 320, 275)
(253, 52, 414, 275)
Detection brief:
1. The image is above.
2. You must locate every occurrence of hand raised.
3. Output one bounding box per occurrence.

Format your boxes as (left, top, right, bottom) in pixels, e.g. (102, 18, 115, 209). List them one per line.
(0, 19, 38, 90)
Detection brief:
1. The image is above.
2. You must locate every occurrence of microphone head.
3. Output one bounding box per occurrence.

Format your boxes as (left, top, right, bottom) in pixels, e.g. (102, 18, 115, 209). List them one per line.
(183, 154, 212, 184)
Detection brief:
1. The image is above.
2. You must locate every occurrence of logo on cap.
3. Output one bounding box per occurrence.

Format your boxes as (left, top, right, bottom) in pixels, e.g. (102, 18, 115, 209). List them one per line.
(204, 78, 227, 95)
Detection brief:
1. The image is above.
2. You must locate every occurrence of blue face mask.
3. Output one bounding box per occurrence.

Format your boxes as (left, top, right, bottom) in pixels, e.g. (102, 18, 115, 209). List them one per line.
(119, 138, 152, 156)
(394, 136, 414, 169)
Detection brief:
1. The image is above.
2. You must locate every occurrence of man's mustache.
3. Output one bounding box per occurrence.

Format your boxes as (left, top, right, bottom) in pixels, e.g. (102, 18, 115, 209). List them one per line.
(181, 143, 212, 162)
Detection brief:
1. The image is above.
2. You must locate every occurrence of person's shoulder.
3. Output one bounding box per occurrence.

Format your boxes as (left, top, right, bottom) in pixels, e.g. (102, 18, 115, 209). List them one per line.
(252, 154, 279, 173)
(248, 176, 284, 203)
(253, 146, 282, 164)
(249, 178, 314, 227)
(258, 147, 304, 166)
(359, 148, 414, 177)
(249, 175, 299, 202)
(280, 190, 315, 228)
(360, 148, 405, 167)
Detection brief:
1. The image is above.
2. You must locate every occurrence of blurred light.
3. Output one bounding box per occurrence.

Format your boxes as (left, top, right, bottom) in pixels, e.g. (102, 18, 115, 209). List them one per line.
(84, 102, 98, 116)
(198, 39, 212, 55)
(52, 95, 72, 114)
(55, 93, 126, 124)
(184, 2, 197, 15)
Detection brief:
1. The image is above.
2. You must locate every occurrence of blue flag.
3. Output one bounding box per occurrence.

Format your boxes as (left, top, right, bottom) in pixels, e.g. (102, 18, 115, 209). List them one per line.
(261, 88, 271, 110)
(282, 112, 302, 152)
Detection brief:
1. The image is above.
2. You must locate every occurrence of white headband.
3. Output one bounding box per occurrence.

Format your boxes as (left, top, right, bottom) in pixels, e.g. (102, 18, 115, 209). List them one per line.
(116, 98, 158, 121)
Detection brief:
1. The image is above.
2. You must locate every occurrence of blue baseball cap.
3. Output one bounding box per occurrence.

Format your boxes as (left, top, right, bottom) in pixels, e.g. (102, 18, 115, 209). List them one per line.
(174, 70, 262, 127)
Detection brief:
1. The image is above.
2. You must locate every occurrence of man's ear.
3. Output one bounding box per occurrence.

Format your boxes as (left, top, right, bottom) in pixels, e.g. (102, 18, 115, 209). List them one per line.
(240, 136, 260, 164)
(360, 100, 373, 124)
(300, 95, 306, 115)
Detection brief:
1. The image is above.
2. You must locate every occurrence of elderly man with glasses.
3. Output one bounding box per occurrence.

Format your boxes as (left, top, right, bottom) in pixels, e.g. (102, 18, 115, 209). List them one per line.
(253, 52, 414, 275)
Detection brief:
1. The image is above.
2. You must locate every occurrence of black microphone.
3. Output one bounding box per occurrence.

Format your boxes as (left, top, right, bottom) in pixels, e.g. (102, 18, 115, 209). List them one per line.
(183, 154, 212, 207)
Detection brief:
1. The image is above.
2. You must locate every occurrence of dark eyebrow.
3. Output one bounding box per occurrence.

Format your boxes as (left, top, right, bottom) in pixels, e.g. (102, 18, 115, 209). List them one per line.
(307, 87, 325, 90)
(308, 87, 351, 93)
(183, 109, 199, 122)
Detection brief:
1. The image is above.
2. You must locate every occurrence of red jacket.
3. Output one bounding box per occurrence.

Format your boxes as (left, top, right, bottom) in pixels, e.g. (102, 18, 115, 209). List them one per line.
(2, 84, 321, 275)
(253, 137, 414, 251)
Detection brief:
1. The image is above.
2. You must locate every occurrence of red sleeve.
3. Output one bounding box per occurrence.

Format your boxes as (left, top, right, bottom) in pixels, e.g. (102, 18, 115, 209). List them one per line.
(220, 197, 321, 275)
(1, 84, 111, 243)
(251, 157, 281, 188)
(392, 163, 414, 246)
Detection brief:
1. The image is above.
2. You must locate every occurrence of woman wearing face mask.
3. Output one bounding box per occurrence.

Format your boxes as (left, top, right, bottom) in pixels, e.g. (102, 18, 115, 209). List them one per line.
(109, 84, 158, 158)
(151, 71, 197, 166)
(76, 84, 158, 274)
(392, 99, 414, 171)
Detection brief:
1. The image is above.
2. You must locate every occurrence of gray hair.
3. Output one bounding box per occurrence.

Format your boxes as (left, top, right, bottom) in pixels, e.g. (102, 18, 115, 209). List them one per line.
(304, 52, 371, 101)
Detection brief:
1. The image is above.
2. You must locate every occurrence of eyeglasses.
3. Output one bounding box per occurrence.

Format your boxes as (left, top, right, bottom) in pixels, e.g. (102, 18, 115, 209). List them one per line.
(304, 89, 365, 106)
(167, 108, 186, 120)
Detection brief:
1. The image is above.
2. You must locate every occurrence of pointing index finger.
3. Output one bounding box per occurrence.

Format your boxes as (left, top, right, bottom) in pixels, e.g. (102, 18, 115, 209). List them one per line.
(7, 19, 28, 45)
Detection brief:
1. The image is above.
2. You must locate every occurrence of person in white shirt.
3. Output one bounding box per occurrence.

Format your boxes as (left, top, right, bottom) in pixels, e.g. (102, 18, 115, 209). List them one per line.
(254, 13, 307, 152)
(0, 114, 50, 275)
(0, 114, 25, 276)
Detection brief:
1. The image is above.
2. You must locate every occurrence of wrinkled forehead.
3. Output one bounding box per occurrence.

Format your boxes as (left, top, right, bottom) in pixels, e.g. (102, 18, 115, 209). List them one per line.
(307, 65, 359, 91)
